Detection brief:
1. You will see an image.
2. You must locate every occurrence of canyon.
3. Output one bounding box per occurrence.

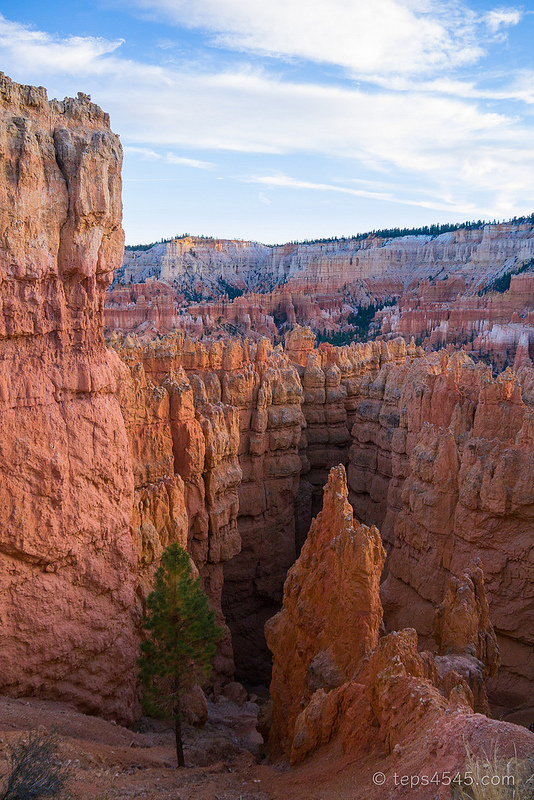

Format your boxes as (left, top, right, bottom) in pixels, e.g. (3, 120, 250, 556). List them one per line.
(109, 326, 534, 719)
(0, 73, 533, 797)
(106, 223, 534, 370)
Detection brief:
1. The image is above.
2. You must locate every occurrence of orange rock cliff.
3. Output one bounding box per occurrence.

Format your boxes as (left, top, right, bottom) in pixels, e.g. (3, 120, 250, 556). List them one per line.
(108, 326, 534, 721)
(0, 74, 135, 719)
(0, 75, 533, 769)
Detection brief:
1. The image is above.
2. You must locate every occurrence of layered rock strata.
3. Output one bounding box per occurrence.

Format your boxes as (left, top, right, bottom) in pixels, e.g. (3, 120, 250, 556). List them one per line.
(108, 225, 534, 354)
(111, 333, 306, 684)
(119, 224, 534, 298)
(5, 71, 533, 741)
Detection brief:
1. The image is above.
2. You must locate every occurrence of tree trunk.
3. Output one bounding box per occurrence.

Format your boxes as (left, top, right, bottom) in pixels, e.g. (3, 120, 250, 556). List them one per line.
(174, 676, 185, 768)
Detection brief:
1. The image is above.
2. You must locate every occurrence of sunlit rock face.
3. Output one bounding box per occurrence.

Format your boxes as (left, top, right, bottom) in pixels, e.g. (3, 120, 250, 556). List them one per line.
(0, 74, 139, 721)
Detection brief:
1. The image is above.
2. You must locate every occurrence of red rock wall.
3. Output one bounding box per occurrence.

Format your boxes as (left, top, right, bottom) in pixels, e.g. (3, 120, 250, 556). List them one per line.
(0, 75, 138, 721)
(340, 348, 534, 709)
(265, 465, 533, 779)
(111, 334, 306, 685)
(112, 325, 534, 711)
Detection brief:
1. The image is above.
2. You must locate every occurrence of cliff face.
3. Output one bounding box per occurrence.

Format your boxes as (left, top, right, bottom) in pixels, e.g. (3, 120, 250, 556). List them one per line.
(4, 72, 532, 751)
(108, 225, 534, 381)
(120, 237, 272, 297)
(374, 356, 534, 708)
(108, 225, 534, 353)
(110, 333, 306, 684)
(118, 225, 534, 298)
(0, 75, 138, 719)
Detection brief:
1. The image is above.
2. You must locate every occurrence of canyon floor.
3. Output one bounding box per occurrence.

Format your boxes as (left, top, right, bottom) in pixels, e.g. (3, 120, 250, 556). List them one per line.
(0, 695, 369, 800)
(1, 694, 532, 800)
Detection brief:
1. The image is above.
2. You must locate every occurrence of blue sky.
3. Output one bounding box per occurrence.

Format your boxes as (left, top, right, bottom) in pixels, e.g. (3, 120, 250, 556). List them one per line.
(1, 1, 534, 244)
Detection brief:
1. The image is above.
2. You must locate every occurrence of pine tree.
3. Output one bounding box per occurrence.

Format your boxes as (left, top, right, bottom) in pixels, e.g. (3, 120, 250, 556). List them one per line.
(138, 543, 221, 768)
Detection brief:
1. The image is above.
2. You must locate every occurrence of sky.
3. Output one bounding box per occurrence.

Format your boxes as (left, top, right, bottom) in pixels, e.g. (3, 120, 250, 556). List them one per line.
(1, 1, 534, 245)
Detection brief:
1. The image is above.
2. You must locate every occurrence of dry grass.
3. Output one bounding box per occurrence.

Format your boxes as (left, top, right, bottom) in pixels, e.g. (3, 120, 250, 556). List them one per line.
(454, 746, 534, 800)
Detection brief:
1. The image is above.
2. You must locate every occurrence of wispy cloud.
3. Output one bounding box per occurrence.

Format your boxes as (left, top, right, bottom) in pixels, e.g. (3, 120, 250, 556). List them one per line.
(166, 153, 214, 168)
(124, 146, 214, 169)
(123, 145, 161, 159)
(244, 172, 492, 215)
(484, 7, 522, 33)
(1, 9, 534, 225)
(126, 0, 484, 79)
(247, 173, 395, 202)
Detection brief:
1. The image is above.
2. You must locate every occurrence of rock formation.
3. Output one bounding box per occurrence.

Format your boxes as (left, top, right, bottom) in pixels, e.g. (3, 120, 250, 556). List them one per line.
(2, 74, 533, 759)
(434, 559, 500, 713)
(265, 465, 385, 758)
(110, 326, 534, 711)
(107, 224, 534, 362)
(110, 331, 306, 684)
(117, 224, 534, 300)
(265, 465, 533, 784)
(0, 74, 137, 720)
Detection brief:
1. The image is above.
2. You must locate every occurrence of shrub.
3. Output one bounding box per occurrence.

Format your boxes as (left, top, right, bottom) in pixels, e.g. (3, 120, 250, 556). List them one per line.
(0, 730, 72, 800)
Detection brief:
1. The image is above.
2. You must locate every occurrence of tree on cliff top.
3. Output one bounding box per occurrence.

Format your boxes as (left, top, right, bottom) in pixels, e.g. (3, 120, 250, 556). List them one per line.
(138, 543, 221, 768)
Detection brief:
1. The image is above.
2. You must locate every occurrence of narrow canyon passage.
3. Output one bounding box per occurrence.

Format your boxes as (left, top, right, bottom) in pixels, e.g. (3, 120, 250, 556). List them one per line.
(112, 327, 534, 715)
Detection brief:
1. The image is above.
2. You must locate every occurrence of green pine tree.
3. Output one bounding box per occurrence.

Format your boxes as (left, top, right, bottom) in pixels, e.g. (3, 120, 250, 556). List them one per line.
(138, 543, 222, 768)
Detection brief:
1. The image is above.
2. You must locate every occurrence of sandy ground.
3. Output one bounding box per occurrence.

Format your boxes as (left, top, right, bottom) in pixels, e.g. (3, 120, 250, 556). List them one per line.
(0, 694, 392, 800)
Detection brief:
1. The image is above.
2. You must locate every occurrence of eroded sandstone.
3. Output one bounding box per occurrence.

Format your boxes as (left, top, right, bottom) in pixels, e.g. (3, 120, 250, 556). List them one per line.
(265, 465, 533, 787)
(0, 74, 136, 720)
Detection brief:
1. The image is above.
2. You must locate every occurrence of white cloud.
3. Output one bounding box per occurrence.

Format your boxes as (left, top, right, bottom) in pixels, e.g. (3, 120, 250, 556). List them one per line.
(249, 173, 394, 200)
(126, 0, 483, 78)
(245, 172, 487, 215)
(1, 13, 534, 222)
(124, 146, 214, 168)
(0, 15, 123, 74)
(484, 8, 522, 33)
(166, 153, 214, 168)
(123, 145, 161, 159)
